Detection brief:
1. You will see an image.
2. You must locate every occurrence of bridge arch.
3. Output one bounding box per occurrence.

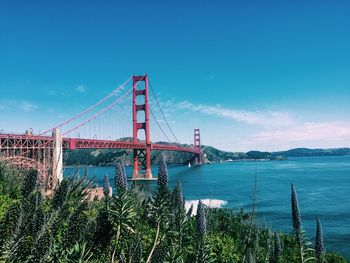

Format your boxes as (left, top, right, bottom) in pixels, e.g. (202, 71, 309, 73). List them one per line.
(0, 156, 48, 186)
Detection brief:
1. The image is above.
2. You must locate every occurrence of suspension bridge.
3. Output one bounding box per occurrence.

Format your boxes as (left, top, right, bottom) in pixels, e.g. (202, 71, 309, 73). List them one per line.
(0, 75, 203, 190)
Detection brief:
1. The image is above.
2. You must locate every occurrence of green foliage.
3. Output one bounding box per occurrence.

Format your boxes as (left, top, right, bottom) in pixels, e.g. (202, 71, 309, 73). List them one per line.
(0, 163, 22, 219)
(0, 201, 22, 248)
(208, 234, 238, 263)
(0, 195, 13, 221)
(146, 174, 171, 262)
(109, 190, 138, 239)
(63, 242, 95, 263)
(245, 151, 272, 160)
(21, 170, 37, 198)
(93, 204, 113, 253)
(0, 163, 22, 199)
(0, 166, 348, 263)
(325, 253, 348, 263)
(52, 179, 69, 210)
(109, 167, 138, 262)
(65, 201, 89, 247)
(50, 242, 95, 263)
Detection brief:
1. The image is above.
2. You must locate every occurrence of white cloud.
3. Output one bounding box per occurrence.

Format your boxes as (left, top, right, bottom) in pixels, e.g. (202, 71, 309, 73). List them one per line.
(211, 121, 350, 152)
(176, 100, 295, 128)
(0, 100, 39, 112)
(18, 101, 39, 112)
(251, 121, 350, 149)
(76, 85, 86, 93)
(174, 100, 350, 151)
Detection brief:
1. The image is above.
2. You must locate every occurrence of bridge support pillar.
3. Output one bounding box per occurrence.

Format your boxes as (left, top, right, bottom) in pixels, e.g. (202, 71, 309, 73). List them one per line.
(194, 128, 202, 164)
(132, 75, 153, 179)
(52, 128, 63, 188)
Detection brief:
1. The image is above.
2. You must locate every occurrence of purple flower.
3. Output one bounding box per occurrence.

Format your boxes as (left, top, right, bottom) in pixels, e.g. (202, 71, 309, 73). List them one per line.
(315, 217, 325, 262)
(291, 183, 302, 243)
(196, 200, 206, 237)
(157, 155, 168, 188)
(273, 233, 281, 263)
(103, 175, 110, 196)
(115, 159, 128, 190)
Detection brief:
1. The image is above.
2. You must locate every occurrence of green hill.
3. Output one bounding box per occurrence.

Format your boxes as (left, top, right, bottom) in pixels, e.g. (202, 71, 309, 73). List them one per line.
(64, 142, 350, 166)
(64, 143, 273, 166)
(273, 147, 350, 157)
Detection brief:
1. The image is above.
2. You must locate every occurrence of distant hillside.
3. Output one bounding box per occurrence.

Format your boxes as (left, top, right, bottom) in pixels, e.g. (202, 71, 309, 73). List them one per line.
(272, 147, 350, 157)
(201, 146, 242, 162)
(64, 148, 195, 166)
(63, 143, 350, 166)
(64, 143, 279, 166)
(64, 140, 196, 166)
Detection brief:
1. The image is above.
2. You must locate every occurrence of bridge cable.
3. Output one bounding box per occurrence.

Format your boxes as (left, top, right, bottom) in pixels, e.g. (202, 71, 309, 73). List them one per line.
(148, 80, 180, 144)
(149, 107, 172, 143)
(62, 88, 132, 136)
(39, 76, 132, 135)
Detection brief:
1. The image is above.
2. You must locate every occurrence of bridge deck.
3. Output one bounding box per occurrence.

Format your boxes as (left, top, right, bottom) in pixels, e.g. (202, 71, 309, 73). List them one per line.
(0, 134, 200, 155)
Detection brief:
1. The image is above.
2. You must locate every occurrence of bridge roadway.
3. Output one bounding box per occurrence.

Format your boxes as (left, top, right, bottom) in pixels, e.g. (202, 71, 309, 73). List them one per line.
(0, 133, 200, 155)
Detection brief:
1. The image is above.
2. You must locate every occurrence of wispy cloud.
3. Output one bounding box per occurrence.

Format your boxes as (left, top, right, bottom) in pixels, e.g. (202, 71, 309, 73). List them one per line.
(0, 100, 39, 112)
(18, 101, 39, 112)
(76, 85, 86, 93)
(252, 121, 350, 147)
(174, 100, 350, 151)
(176, 100, 295, 128)
(210, 121, 350, 152)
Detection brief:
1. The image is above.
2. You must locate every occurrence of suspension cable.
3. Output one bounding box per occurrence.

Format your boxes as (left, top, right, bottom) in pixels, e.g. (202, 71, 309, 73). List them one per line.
(62, 88, 132, 136)
(39, 76, 132, 135)
(148, 79, 180, 143)
(149, 107, 172, 142)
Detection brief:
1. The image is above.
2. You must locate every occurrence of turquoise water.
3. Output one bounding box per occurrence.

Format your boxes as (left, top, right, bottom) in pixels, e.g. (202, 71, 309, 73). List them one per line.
(64, 156, 350, 259)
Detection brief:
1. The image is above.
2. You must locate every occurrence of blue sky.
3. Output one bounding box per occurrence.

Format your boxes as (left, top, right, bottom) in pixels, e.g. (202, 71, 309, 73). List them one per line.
(1, 0, 350, 151)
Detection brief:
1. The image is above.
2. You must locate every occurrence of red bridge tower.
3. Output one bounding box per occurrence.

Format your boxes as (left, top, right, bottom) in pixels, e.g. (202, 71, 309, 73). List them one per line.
(194, 128, 202, 164)
(132, 75, 152, 179)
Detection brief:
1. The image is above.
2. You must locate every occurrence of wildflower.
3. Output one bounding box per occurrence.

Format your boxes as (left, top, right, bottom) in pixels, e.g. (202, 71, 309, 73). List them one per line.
(187, 204, 193, 218)
(291, 183, 302, 242)
(157, 155, 168, 188)
(315, 217, 325, 262)
(103, 175, 110, 197)
(196, 200, 206, 237)
(173, 182, 184, 210)
(115, 159, 128, 190)
(273, 233, 281, 263)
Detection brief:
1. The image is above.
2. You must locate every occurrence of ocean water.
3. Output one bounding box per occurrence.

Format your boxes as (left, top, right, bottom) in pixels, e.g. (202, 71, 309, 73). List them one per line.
(64, 156, 350, 259)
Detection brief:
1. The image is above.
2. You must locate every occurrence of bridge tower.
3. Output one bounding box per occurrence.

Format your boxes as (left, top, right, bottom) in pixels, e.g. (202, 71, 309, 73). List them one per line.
(132, 75, 152, 179)
(194, 128, 202, 164)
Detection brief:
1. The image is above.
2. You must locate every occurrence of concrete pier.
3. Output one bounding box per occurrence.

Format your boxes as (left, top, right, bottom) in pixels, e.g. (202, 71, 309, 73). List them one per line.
(52, 128, 63, 188)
